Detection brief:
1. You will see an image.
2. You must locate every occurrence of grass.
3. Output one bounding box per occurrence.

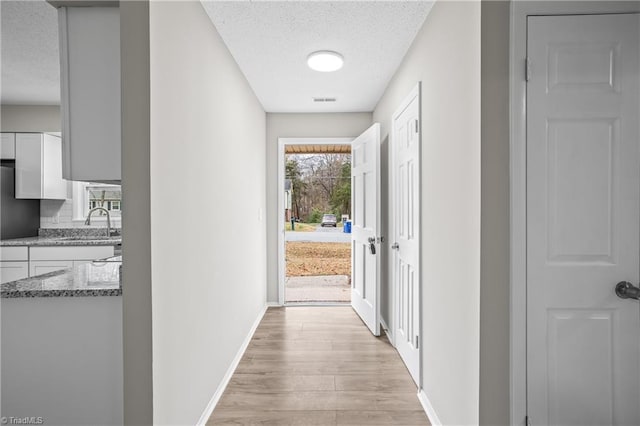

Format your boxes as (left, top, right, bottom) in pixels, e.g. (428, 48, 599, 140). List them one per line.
(284, 222, 345, 231)
(286, 242, 351, 278)
(284, 222, 318, 232)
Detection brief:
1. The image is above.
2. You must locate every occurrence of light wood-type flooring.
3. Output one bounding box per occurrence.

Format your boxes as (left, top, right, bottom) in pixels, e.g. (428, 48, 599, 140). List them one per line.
(207, 306, 429, 425)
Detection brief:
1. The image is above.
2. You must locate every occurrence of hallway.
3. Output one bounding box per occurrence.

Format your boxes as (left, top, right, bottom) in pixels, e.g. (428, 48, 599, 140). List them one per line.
(207, 307, 429, 425)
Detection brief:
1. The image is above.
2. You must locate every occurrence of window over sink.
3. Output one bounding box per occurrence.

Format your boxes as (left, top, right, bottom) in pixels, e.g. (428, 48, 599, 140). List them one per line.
(72, 182, 122, 221)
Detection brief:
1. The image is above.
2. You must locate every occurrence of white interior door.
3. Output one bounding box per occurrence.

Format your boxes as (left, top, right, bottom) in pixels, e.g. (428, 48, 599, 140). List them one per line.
(527, 14, 640, 425)
(391, 85, 421, 385)
(351, 123, 381, 336)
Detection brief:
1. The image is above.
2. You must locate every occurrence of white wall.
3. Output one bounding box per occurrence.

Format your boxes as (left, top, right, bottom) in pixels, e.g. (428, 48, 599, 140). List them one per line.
(149, 2, 267, 424)
(265, 113, 372, 302)
(372, 1, 481, 424)
(0, 105, 61, 132)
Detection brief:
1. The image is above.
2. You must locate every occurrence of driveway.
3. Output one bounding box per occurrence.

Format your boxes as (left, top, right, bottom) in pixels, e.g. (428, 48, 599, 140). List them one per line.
(285, 225, 351, 243)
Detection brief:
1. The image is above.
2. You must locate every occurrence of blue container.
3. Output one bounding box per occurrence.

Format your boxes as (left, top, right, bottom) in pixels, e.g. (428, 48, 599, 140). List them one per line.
(343, 220, 352, 233)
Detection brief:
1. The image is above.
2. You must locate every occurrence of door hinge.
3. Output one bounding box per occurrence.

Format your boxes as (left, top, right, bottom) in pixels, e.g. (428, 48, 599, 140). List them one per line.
(414, 119, 419, 134)
(415, 336, 419, 349)
(525, 57, 531, 82)
(525, 415, 532, 426)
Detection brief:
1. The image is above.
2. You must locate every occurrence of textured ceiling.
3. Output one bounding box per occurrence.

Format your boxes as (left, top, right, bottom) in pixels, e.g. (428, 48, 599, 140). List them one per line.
(1, 0, 60, 105)
(201, 1, 434, 113)
(0, 1, 434, 111)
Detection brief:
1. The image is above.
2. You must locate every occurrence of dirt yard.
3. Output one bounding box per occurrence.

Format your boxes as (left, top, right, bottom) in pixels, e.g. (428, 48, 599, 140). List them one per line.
(286, 242, 351, 277)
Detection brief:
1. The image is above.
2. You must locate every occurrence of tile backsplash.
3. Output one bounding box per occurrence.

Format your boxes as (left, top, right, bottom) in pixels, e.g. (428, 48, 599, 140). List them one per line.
(40, 199, 122, 229)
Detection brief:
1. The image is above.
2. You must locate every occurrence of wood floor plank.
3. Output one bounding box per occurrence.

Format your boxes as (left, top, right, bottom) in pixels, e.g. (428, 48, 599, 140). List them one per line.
(217, 391, 421, 412)
(246, 350, 402, 362)
(207, 307, 428, 425)
(217, 391, 338, 411)
(333, 391, 424, 411)
(302, 323, 371, 331)
(331, 340, 396, 351)
(227, 374, 335, 392)
(207, 410, 337, 425)
(334, 374, 417, 392)
(252, 330, 381, 341)
(247, 339, 333, 350)
(235, 360, 408, 375)
(337, 410, 430, 425)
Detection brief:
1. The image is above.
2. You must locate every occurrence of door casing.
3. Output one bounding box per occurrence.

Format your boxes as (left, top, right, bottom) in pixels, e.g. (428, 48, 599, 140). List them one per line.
(509, 2, 640, 424)
(277, 137, 353, 306)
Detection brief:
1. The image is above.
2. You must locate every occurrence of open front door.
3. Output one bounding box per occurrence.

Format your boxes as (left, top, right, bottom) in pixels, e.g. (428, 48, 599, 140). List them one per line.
(351, 123, 381, 336)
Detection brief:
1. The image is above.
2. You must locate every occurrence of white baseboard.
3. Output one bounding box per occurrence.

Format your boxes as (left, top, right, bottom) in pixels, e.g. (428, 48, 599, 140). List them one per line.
(266, 301, 281, 307)
(196, 304, 268, 425)
(418, 388, 442, 426)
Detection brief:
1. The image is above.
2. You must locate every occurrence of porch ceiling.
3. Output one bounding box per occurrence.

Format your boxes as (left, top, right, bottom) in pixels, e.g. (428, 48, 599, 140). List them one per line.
(285, 144, 351, 154)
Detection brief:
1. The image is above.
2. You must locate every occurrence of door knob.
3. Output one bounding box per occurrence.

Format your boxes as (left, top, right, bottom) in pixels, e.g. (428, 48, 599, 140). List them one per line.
(391, 243, 399, 250)
(615, 281, 640, 300)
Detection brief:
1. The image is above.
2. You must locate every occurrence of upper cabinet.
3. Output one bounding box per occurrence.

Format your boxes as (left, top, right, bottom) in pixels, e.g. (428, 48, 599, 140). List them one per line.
(57, 6, 121, 183)
(15, 133, 68, 200)
(1, 133, 16, 159)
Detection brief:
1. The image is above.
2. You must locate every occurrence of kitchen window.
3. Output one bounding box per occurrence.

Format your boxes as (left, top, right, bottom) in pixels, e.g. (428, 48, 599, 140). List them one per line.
(72, 182, 122, 221)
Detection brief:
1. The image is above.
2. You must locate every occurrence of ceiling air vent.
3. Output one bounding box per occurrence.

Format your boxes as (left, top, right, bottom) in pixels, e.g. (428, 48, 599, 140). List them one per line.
(313, 97, 337, 103)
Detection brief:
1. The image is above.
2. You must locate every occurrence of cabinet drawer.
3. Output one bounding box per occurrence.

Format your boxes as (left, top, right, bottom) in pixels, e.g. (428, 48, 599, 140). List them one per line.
(30, 245, 115, 261)
(0, 247, 29, 261)
(29, 260, 73, 277)
(1, 262, 29, 284)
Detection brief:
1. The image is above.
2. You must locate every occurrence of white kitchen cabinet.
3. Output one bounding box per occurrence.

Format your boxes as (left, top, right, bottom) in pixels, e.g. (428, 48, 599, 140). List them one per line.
(1, 133, 16, 159)
(0, 247, 28, 261)
(0, 262, 29, 284)
(58, 6, 121, 183)
(0, 245, 116, 280)
(28, 245, 115, 276)
(29, 260, 74, 277)
(30, 245, 114, 261)
(15, 133, 67, 200)
(0, 247, 29, 284)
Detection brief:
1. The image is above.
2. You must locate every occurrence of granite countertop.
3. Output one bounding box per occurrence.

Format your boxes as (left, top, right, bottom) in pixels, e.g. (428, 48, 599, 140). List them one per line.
(0, 235, 121, 247)
(1, 256, 122, 298)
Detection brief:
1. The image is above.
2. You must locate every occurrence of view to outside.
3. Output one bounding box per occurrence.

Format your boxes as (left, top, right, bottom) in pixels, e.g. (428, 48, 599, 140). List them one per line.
(87, 185, 122, 217)
(284, 152, 352, 303)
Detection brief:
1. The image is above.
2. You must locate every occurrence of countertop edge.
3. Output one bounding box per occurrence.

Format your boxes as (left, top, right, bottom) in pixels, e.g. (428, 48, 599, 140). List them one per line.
(0, 240, 121, 247)
(1, 288, 122, 298)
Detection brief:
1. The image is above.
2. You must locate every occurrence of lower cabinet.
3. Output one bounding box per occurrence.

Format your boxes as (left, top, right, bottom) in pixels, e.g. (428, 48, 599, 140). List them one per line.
(29, 260, 74, 277)
(1, 245, 115, 283)
(1, 247, 29, 284)
(0, 262, 29, 284)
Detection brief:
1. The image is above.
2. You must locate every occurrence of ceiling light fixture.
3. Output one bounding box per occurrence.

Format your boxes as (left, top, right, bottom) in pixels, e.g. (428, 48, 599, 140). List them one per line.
(307, 51, 344, 72)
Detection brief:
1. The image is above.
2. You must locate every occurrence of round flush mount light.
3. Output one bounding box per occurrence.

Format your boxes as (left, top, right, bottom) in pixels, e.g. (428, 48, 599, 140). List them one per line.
(307, 51, 344, 72)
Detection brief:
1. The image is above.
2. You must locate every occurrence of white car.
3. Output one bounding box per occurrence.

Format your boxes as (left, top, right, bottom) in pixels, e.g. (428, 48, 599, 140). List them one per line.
(321, 214, 337, 227)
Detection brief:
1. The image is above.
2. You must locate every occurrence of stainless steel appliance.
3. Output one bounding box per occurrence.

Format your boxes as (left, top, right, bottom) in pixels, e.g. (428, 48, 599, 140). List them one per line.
(1, 163, 40, 239)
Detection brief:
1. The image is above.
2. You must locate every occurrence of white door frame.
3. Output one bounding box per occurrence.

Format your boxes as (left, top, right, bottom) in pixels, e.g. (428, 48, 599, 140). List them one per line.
(389, 83, 422, 388)
(509, 2, 640, 424)
(277, 137, 354, 306)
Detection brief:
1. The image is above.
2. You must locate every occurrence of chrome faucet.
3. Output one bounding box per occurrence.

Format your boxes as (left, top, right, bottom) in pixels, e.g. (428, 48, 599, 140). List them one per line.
(85, 207, 111, 237)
